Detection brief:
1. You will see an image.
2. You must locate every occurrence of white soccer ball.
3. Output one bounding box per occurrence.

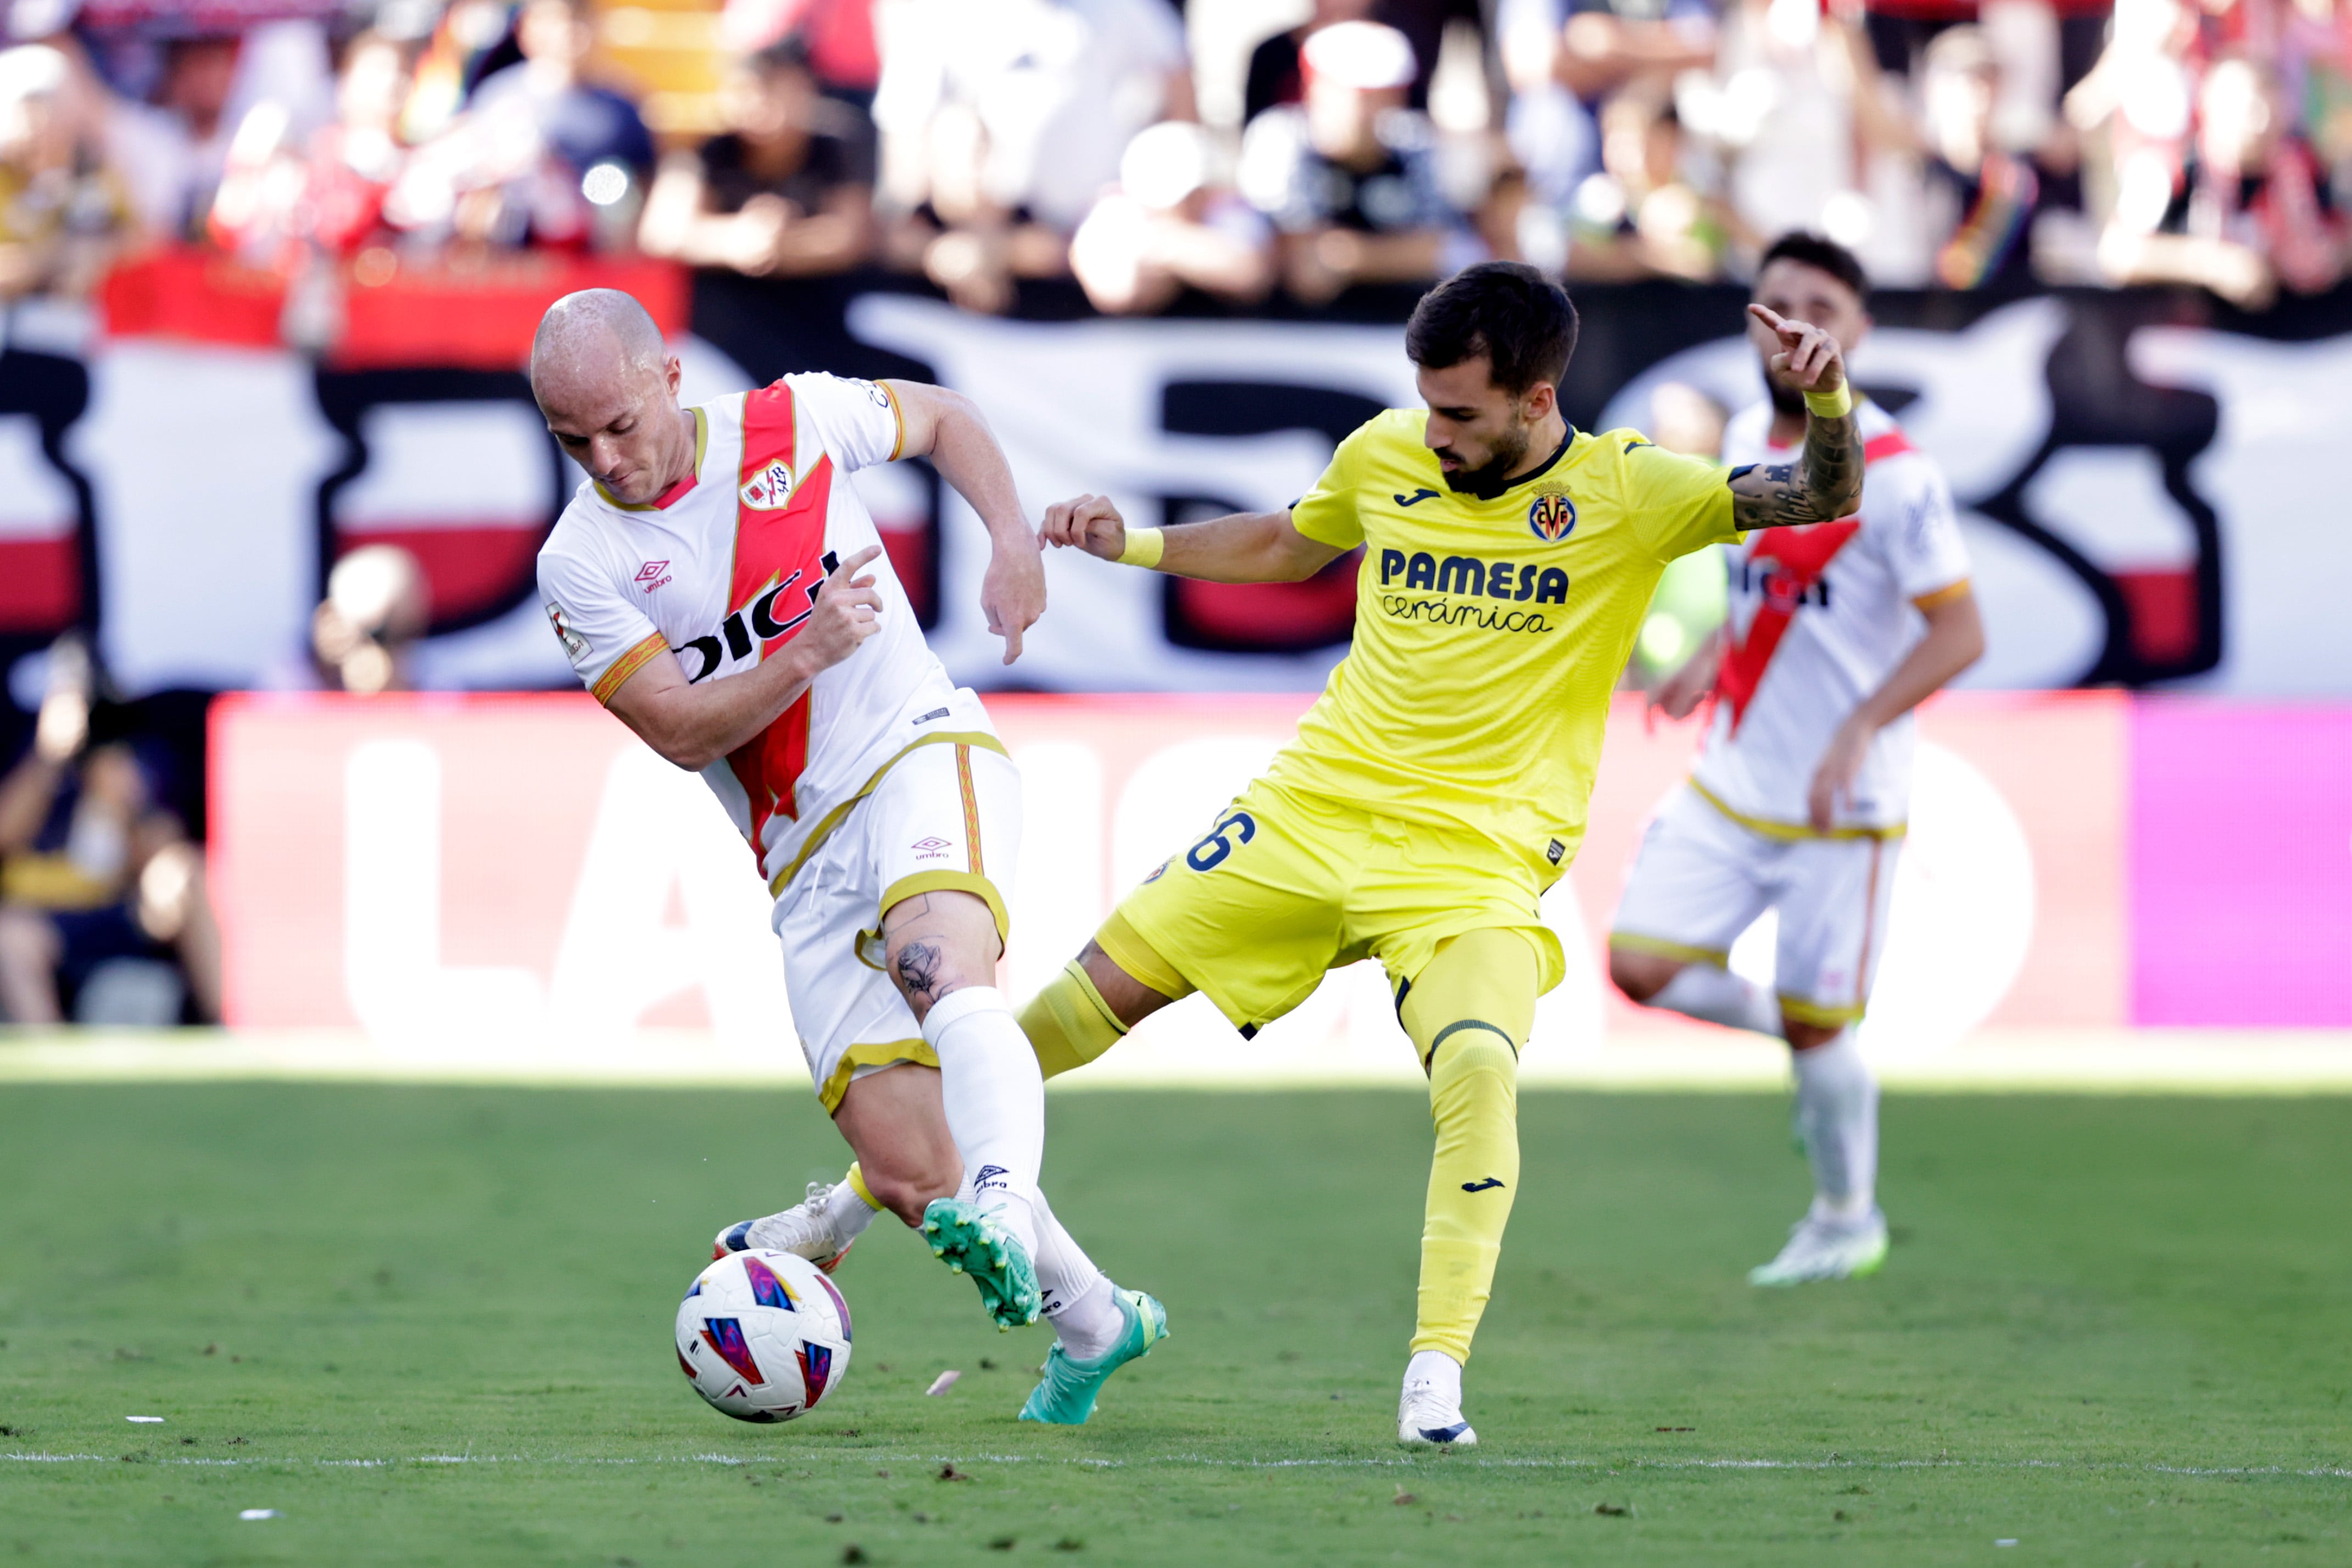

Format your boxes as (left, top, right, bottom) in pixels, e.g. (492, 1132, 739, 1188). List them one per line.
(674, 1248, 853, 1423)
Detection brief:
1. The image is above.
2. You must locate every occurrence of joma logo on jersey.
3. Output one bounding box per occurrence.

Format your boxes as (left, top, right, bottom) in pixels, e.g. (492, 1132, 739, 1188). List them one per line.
(739, 459, 795, 510)
(677, 549, 840, 682)
(1379, 550, 1568, 604)
(1528, 489, 1576, 541)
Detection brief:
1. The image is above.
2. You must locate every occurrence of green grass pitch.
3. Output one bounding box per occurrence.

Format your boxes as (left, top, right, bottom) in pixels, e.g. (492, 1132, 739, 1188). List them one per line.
(1, 1081, 2345, 1565)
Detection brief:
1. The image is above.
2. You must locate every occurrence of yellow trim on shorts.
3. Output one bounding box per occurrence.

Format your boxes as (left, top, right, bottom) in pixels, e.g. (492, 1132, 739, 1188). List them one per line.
(592, 632, 670, 705)
(1911, 577, 1972, 611)
(1689, 780, 1907, 844)
(766, 730, 1010, 897)
(877, 870, 1010, 946)
(1095, 908, 1194, 1001)
(1607, 931, 1731, 968)
(1777, 994, 1867, 1028)
(815, 1038, 937, 1115)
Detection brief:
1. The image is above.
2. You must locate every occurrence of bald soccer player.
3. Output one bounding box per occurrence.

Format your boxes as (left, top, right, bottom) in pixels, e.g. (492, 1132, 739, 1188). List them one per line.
(530, 291, 1164, 1424)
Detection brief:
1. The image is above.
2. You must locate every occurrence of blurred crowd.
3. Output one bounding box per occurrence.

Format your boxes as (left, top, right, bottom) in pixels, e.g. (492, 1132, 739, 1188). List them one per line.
(0, 0, 2344, 316)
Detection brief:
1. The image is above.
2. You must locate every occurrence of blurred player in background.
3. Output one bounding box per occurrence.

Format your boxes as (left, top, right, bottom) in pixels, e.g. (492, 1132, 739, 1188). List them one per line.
(1020, 261, 1867, 1446)
(529, 291, 1163, 1424)
(1608, 234, 1984, 1286)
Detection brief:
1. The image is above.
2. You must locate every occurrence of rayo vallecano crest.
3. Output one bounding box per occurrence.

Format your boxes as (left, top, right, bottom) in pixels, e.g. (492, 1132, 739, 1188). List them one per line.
(740, 459, 795, 510)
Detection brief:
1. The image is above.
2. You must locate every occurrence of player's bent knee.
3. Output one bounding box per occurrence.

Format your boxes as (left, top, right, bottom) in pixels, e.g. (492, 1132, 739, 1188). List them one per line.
(1607, 946, 1681, 1004)
(1783, 1018, 1845, 1051)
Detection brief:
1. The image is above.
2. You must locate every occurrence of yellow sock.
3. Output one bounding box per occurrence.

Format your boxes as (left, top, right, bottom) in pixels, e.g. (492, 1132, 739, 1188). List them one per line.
(1016, 961, 1129, 1080)
(1397, 928, 1539, 1364)
(844, 1161, 884, 1212)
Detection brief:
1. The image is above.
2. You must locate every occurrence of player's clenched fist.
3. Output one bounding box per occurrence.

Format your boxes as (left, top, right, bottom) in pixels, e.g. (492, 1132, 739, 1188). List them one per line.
(1748, 303, 1846, 397)
(800, 544, 885, 671)
(1041, 494, 1128, 561)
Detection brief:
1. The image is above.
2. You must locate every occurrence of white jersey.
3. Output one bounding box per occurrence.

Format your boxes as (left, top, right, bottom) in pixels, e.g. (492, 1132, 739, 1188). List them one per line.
(537, 373, 980, 900)
(1691, 400, 1970, 833)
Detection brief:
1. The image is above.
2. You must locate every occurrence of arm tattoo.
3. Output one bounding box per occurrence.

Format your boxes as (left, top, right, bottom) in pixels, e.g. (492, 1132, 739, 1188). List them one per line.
(1729, 409, 1865, 531)
(893, 940, 945, 1006)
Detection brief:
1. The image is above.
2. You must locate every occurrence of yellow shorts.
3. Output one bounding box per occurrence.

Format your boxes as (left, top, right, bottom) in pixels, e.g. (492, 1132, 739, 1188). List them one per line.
(1106, 777, 1567, 1035)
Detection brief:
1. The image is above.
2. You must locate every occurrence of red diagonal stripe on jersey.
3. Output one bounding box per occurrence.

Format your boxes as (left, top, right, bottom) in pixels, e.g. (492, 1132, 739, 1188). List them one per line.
(726, 381, 834, 861)
(1714, 429, 1913, 729)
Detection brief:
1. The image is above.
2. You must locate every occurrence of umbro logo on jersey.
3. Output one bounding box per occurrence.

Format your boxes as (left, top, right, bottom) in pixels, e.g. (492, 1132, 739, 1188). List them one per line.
(912, 835, 951, 861)
(1394, 488, 1440, 506)
(636, 560, 672, 593)
(739, 459, 795, 511)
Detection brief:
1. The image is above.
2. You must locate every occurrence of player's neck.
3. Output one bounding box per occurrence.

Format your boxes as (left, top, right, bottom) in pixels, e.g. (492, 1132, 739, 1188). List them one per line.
(659, 406, 700, 492)
(1503, 410, 1569, 486)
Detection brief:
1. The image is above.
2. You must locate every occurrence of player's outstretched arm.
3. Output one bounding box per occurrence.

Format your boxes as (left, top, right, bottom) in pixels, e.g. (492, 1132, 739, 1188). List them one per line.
(886, 380, 1042, 665)
(605, 548, 884, 772)
(1039, 495, 1345, 584)
(1728, 304, 1865, 531)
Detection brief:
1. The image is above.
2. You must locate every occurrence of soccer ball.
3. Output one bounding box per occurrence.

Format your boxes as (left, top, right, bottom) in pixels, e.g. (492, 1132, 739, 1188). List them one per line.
(674, 1248, 853, 1423)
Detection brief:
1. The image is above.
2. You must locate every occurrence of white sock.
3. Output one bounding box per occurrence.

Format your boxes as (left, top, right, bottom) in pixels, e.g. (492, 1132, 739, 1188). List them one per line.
(823, 1174, 880, 1247)
(921, 985, 1043, 1257)
(1791, 1029, 1878, 1220)
(1032, 1189, 1122, 1360)
(1404, 1348, 1463, 1400)
(1651, 963, 1783, 1035)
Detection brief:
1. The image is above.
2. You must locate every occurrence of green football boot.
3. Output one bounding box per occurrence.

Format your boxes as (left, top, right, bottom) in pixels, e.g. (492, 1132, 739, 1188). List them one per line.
(920, 1197, 1041, 1329)
(1017, 1288, 1169, 1426)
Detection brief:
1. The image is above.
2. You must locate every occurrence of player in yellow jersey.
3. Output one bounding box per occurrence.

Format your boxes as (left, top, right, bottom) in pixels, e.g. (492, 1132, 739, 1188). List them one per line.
(1022, 261, 1865, 1446)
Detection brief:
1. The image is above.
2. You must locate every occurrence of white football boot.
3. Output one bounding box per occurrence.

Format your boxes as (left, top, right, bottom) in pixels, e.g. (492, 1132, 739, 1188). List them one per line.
(1747, 1207, 1888, 1286)
(1396, 1357, 1478, 1447)
(712, 1181, 856, 1273)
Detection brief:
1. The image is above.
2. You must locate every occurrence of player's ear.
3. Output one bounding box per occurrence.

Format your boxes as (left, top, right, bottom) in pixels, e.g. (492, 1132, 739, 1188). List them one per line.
(664, 355, 683, 398)
(1520, 378, 1557, 423)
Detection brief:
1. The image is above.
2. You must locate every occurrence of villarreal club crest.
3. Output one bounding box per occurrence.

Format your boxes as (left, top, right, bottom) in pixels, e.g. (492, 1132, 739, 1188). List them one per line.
(1528, 488, 1576, 543)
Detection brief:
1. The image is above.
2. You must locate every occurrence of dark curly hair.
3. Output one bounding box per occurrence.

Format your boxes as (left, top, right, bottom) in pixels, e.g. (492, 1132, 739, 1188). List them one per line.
(1404, 262, 1580, 397)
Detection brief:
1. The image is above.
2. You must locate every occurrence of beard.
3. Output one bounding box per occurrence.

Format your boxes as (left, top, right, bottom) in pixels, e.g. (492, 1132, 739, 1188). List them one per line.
(1439, 420, 1531, 496)
(1764, 362, 1807, 417)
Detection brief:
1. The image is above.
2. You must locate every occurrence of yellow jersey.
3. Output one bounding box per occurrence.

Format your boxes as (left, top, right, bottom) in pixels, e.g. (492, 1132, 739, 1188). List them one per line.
(1272, 408, 1738, 879)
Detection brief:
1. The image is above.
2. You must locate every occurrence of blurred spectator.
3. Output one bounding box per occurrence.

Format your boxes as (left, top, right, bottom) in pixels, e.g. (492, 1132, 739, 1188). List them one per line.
(1500, 0, 1717, 217)
(2094, 51, 2347, 307)
(210, 29, 416, 263)
(1246, 0, 1374, 124)
(872, 0, 1194, 312)
(388, 0, 653, 251)
(1238, 20, 1481, 304)
(639, 38, 875, 276)
(1566, 85, 1747, 278)
(722, 0, 880, 109)
(313, 544, 431, 695)
(0, 638, 219, 1026)
(399, 0, 521, 146)
(103, 27, 241, 238)
(1070, 118, 1274, 311)
(469, 0, 654, 188)
(1, 41, 134, 300)
(1920, 25, 2044, 287)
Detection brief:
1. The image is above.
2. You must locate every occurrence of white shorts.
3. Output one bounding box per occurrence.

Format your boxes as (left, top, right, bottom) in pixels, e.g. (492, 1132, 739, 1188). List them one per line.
(1609, 784, 1902, 1029)
(774, 736, 1021, 1112)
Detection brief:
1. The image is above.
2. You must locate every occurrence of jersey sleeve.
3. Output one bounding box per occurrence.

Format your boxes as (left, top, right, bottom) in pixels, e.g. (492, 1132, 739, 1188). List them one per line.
(1619, 436, 1740, 561)
(537, 535, 669, 706)
(1882, 461, 1972, 602)
(1289, 420, 1375, 549)
(783, 372, 905, 473)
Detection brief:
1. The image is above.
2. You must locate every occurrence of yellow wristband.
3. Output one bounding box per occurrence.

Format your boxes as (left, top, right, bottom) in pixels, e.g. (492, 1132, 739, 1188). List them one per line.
(1804, 382, 1853, 418)
(1117, 526, 1165, 569)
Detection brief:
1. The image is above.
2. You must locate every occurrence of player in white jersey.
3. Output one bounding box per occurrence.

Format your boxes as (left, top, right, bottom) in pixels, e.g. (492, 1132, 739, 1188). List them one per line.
(1607, 235, 1985, 1285)
(529, 291, 1164, 1421)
